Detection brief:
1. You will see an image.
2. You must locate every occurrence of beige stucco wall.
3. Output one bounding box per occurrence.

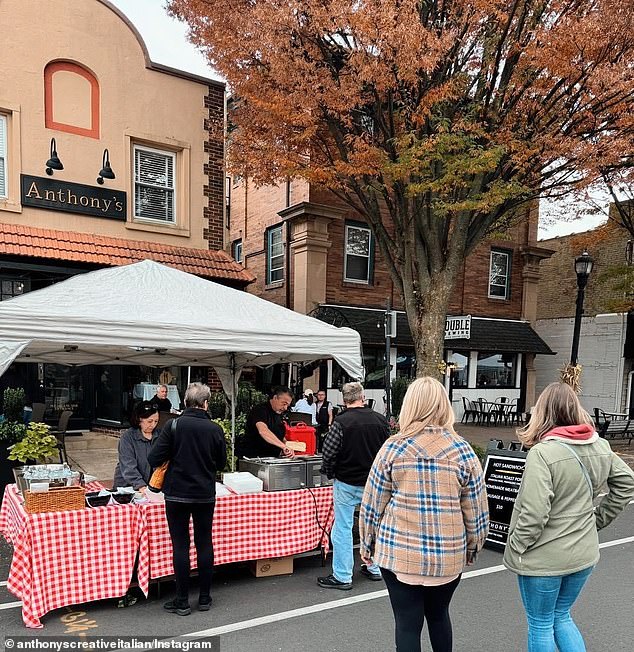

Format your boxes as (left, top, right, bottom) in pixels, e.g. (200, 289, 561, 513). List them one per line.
(0, 0, 212, 247)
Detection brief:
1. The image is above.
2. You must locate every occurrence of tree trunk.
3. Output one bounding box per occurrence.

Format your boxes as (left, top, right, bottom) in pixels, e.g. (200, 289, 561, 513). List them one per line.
(409, 271, 454, 381)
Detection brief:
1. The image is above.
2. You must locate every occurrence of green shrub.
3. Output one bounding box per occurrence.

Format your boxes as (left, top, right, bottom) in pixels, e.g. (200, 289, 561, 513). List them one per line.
(8, 422, 58, 463)
(390, 377, 412, 419)
(0, 421, 28, 448)
(207, 382, 267, 421)
(213, 414, 247, 472)
(208, 391, 227, 419)
(236, 382, 267, 416)
(3, 387, 25, 423)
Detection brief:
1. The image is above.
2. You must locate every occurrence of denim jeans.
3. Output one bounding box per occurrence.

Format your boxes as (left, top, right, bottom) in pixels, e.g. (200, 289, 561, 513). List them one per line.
(517, 567, 594, 652)
(332, 479, 380, 583)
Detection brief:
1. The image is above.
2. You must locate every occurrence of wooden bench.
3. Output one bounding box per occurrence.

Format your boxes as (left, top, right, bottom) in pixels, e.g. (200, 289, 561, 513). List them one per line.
(594, 408, 634, 444)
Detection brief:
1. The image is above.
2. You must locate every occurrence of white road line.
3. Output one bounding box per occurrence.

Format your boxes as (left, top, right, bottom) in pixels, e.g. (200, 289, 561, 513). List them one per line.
(0, 581, 7, 587)
(175, 534, 634, 641)
(597, 534, 634, 549)
(0, 601, 21, 610)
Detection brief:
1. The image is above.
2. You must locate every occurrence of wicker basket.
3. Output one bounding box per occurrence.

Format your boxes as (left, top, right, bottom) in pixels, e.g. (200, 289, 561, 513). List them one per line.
(25, 486, 86, 514)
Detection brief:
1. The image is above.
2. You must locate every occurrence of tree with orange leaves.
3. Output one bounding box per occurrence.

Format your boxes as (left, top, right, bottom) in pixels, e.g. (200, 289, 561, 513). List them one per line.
(169, 0, 634, 377)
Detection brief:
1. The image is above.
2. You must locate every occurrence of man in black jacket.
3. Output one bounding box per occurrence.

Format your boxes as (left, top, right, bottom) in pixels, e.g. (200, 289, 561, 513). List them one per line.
(318, 382, 390, 590)
(147, 382, 226, 616)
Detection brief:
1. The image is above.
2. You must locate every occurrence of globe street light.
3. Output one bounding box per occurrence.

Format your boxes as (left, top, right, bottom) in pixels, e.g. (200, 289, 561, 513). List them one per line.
(570, 251, 594, 366)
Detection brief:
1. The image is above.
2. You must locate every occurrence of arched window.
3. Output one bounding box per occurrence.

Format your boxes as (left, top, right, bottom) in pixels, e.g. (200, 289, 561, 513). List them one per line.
(44, 61, 100, 139)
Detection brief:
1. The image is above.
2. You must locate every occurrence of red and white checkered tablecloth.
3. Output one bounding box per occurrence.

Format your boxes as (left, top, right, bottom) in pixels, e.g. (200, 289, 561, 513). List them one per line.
(0, 485, 149, 629)
(140, 486, 334, 579)
(0, 482, 103, 546)
(0, 484, 334, 626)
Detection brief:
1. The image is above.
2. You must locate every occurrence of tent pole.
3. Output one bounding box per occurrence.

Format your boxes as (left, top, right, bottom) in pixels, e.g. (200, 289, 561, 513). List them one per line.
(230, 353, 236, 472)
(187, 366, 191, 385)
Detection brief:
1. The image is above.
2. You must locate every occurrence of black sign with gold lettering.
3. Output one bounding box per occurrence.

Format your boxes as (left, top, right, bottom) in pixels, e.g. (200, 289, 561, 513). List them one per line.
(21, 175, 127, 221)
(483, 451, 527, 548)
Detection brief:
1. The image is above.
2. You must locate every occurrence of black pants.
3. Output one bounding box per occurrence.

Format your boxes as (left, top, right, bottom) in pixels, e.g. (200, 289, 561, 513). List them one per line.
(165, 500, 215, 603)
(381, 568, 461, 652)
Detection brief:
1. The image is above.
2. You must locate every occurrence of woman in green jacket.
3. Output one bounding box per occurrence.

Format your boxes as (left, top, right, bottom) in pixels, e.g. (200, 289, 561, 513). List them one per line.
(503, 382, 634, 651)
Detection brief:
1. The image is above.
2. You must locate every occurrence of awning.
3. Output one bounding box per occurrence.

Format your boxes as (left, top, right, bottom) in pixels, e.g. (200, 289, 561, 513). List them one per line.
(315, 305, 554, 355)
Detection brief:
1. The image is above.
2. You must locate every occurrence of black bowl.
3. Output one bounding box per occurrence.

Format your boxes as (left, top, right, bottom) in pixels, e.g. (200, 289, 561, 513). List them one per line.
(112, 492, 134, 504)
(85, 492, 112, 508)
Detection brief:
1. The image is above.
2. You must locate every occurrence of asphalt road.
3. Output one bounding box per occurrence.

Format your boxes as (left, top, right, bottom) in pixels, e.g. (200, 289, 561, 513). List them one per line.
(2, 505, 634, 651)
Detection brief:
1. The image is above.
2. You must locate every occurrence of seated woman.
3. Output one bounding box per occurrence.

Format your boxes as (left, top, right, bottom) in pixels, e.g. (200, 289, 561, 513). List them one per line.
(113, 401, 160, 493)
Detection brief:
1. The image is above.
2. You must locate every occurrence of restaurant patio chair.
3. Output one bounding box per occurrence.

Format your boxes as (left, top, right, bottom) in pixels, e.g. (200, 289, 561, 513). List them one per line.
(479, 399, 504, 426)
(504, 399, 523, 426)
(49, 410, 73, 464)
(31, 402, 46, 423)
(461, 397, 479, 424)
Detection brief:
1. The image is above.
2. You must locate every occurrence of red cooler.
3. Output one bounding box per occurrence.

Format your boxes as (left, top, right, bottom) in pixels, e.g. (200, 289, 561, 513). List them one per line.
(284, 422, 317, 455)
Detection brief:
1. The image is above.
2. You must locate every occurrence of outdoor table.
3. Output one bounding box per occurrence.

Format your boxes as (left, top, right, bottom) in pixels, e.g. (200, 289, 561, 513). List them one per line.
(480, 401, 507, 426)
(0, 484, 149, 629)
(139, 485, 334, 579)
(0, 483, 334, 627)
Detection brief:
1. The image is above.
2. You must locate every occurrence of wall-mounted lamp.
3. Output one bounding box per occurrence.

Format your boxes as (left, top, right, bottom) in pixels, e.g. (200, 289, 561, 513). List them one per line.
(97, 149, 115, 185)
(45, 138, 64, 175)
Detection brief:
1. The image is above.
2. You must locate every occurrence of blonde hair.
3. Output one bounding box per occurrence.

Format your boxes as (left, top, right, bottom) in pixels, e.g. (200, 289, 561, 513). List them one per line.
(518, 382, 594, 447)
(398, 377, 456, 438)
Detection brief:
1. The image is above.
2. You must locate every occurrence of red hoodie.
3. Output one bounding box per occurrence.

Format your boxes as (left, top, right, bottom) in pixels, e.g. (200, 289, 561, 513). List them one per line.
(541, 423, 596, 442)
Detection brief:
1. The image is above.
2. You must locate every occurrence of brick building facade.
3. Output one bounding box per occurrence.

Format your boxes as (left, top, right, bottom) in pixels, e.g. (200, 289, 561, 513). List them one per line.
(229, 177, 553, 413)
(0, 0, 252, 426)
(535, 215, 634, 414)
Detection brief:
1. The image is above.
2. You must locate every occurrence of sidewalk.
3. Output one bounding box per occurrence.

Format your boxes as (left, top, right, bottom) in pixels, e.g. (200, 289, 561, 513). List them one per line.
(66, 423, 634, 481)
(66, 432, 119, 484)
(457, 422, 519, 449)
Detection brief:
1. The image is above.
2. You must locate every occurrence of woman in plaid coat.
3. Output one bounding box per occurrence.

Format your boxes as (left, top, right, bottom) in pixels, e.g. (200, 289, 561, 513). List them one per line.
(360, 377, 489, 652)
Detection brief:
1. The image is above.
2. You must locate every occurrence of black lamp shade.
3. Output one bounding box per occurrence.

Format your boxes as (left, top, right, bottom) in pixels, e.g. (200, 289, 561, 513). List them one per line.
(97, 149, 115, 184)
(45, 138, 63, 175)
(574, 251, 594, 278)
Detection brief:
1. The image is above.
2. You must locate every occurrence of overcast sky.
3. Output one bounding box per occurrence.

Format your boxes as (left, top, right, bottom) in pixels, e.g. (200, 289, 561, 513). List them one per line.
(109, 0, 609, 242)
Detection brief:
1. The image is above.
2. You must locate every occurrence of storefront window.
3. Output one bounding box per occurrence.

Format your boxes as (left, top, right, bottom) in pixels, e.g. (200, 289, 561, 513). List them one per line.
(0, 277, 29, 301)
(448, 352, 469, 388)
(396, 351, 416, 379)
(476, 352, 516, 388)
(45, 364, 89, 419)
(364, 346, 386, 389)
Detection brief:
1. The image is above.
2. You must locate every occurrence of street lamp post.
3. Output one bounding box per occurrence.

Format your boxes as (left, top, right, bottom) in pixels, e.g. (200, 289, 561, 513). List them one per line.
(570, 251, 594, 366)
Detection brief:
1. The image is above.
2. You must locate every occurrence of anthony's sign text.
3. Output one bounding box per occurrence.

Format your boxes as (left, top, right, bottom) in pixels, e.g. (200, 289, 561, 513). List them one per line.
(21, 175, 126, 220)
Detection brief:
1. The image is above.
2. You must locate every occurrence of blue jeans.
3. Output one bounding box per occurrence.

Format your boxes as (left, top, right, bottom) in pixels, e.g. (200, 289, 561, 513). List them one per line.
(332, 479, 380, 583)
(517, 567, 594, 652)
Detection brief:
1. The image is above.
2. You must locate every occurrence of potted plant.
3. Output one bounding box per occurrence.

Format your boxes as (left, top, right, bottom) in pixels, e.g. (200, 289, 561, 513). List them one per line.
(0, 420, 28, 493)
(0, 386, 29, 492)
(8, 422, 59, 464)
(3, 387, 25, 423)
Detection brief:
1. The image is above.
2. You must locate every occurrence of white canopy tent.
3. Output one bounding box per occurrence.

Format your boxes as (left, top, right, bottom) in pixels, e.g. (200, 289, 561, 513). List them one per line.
(0, 260, 363, 463)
